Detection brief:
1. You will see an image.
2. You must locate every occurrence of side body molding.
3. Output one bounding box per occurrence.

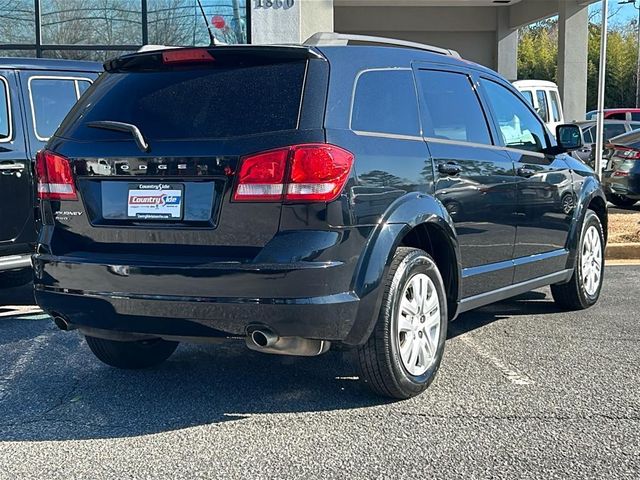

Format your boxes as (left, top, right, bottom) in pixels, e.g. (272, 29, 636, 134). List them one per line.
(343, 192, 462, 345)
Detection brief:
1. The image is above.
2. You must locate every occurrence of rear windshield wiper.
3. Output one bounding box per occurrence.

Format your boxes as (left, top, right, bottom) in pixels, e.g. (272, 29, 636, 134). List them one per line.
(86, 121, 150, 153)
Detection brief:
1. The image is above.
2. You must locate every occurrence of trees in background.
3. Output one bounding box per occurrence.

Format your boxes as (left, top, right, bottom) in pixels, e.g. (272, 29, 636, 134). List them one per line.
(519, 18, 639, 111)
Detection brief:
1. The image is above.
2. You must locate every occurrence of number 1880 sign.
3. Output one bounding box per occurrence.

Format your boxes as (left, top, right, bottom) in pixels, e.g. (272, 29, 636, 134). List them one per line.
(255, 0, 295, 8)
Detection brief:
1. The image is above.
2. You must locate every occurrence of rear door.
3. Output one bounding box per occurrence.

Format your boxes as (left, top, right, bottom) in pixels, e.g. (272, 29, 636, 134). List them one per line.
(479, 77, 573, 283)
(414, 66, 518, 298)
(0, 70, 32, 248)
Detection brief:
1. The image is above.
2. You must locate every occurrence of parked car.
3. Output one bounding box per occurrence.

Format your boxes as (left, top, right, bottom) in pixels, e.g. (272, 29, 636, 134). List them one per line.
(33, 34, 607, 399)
(573, 119, 640, 165)
(585, 108, 640, 122)
(513, 80, 565, 131)
(0, 58, 102, 288)
(600, 129, 640, 207)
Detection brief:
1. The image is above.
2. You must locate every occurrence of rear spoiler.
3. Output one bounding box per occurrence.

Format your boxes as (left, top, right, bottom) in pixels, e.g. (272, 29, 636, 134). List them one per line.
(104, 45, 325, 73)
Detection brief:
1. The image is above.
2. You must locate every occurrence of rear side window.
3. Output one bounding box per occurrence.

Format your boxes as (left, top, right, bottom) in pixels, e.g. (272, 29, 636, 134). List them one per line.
(29, 77, 92, 141)
(0, 77, 10, 140)
(415, 70, 491, 145)
(521, 90, 534, 107)
(604, 123, 626, 141)
(64, 62, 306, 141)
(351, 69, 420, 136)
(632, 113, 640, 121)
(549, 90, 562, 122)
(535, 90, 549, 122)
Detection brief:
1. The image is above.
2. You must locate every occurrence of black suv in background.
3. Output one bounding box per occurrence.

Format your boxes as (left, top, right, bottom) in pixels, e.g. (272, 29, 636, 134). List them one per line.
(33, 34, 607, 399)
(0, 58, 101, 288)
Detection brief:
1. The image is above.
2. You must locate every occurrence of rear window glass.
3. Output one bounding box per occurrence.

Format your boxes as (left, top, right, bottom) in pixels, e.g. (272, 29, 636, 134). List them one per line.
(351, 70, 420, 137)
(0, 77, 10, 140)
(29, 77, 92, 141)
(65, 62, 306, 141)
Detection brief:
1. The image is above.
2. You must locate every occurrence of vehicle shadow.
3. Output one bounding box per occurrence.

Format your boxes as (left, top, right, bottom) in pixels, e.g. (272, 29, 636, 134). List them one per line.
(0, 288, 560, 443)
(0, 281, 35, 308)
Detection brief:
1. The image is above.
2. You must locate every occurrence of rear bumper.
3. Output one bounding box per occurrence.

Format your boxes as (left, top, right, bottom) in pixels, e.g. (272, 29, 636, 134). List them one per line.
(33, 254, 359, 341)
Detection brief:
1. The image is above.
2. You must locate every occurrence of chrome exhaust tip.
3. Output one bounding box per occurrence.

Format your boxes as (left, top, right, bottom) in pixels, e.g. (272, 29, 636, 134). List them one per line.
(246, 328, 330, 357)
(53, 315, 69, 331)
(250, 329, 278, 348)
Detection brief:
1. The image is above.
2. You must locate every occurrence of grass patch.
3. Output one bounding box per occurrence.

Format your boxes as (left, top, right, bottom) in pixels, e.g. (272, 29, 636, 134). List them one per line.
(609, 213, 640, 243)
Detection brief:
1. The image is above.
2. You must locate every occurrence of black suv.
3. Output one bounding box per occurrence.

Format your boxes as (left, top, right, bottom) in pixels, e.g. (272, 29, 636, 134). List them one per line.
(0, 58, 101, 288)
(33, 34, 607, 399)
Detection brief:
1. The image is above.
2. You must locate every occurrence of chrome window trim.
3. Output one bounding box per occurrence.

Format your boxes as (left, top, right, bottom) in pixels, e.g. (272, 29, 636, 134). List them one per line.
(0, 76, 13, 143)
(28, 75, 93, 142)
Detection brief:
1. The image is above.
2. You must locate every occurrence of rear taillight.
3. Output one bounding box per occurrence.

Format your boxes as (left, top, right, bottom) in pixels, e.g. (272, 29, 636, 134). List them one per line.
(612, 170, 630, 177)
(35, 150, 77, 201)
(233, 144, 354, 203)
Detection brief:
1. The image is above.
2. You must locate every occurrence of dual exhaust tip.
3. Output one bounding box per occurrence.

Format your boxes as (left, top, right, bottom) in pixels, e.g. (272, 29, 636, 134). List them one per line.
(246, 328, 330, 357)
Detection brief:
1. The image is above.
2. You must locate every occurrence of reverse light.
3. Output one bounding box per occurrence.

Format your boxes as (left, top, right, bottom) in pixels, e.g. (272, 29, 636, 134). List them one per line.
(35, 150, 77, 201)
(234, 144, 354, 203)
(162, 48, 215, 64)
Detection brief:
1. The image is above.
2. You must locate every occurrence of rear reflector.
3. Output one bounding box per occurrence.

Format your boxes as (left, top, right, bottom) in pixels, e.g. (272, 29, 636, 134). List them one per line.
(162, 48, 215, 64)
(35, 150, 77, 201)
(233, 144, 354, 203)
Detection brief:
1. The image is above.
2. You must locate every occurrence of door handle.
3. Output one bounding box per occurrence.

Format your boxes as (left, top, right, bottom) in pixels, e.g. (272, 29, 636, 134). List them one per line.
(517, 167, 536, 178)
(438, 162, 462, 176)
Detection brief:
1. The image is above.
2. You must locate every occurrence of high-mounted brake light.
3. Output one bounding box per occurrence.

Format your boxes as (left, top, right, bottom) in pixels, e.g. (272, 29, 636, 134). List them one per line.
(35, 150, 77, 201)
(162, 48, 215, 64)
(233, 144, 354, 203)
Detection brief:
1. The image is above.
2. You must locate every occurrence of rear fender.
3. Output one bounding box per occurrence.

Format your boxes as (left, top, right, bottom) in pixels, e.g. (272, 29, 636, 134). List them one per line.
(343, 193, 461, 345)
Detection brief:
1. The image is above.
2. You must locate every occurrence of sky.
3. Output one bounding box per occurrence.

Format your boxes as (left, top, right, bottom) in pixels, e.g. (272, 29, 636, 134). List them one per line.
(590, 0, 639, 25)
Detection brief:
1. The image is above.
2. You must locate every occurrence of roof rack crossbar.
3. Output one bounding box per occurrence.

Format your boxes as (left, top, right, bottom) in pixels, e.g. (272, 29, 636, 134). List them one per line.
(304, 32, 461, 59)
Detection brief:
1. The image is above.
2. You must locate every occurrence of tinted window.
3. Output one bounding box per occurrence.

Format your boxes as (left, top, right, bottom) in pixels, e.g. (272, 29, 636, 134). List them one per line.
(535, 90, 549, 122)
(481, 79, 547, 152)
(351, 70, 420, 136)
(582, 126, 593, 144)
(632, 113, 640, 121)
(78, 80, 91, 96)
(604, 123, 627, 141)
(521, 90, 534, 106)
(549, 90, 561, 122)
(0, 77, 10, 139)
(30, 78, 83, 140)
(609, 112, 626, 120)
(416, 70, 491, 144)
(64, 62, 306, 141)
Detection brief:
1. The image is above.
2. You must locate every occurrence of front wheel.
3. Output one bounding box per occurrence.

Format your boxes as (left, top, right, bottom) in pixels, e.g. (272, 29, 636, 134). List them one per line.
(85, 336, 179, 369)
(356, 247, 448, 399)
(551, 210, 605, 310)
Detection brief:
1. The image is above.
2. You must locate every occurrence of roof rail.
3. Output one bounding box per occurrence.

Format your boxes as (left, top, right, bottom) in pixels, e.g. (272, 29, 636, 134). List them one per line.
(304, 32, 461, 59)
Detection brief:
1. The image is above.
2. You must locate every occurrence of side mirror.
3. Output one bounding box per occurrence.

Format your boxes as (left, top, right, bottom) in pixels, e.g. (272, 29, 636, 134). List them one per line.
(556, 124, 583, 152)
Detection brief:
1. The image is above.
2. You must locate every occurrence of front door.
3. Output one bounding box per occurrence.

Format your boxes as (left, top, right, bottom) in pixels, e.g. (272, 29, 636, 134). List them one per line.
(479, 78, 573, 283)
(413, 67, 518, 298)
(0, 70, 32, 248)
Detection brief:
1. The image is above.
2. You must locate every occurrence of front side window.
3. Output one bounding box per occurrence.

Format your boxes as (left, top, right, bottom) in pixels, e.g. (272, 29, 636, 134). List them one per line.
(0, 77, 10, 140)
(535, 90, 549, 123)
(604, 123, 627, 141)
(582, 126, 594, 144)
(351, 70, 420, 137)
(481, 79, 547, 153)
(609, 112, 626, 120)
(521, 90, 534, 107)
(415, 69, 491, 145)
(549, 90, 562, 122)
(29, 77, 91, 141)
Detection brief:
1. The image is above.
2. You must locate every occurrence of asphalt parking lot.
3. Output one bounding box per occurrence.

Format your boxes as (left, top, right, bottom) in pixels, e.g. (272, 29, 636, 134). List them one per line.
(0, 266, 638, 479)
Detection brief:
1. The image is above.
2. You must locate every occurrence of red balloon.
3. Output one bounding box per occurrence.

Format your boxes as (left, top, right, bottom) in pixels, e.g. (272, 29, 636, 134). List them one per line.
(211, 15, 226, 29)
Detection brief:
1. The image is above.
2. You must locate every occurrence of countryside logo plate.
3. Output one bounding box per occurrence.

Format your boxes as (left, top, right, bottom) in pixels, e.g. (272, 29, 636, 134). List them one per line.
(127, 183, 183, 220)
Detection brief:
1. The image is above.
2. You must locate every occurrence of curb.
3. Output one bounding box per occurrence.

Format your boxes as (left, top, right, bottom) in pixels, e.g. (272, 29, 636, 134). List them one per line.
(605, 243, 640, 260)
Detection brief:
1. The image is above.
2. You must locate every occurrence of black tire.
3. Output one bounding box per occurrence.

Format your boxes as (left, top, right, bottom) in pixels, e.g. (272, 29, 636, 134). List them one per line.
(551, 210, 605, 310)
(356, 247, 448, 400)
(0, 268, 32, 289)
(606, 194, 637, 208)
(85, 336, 179, 369)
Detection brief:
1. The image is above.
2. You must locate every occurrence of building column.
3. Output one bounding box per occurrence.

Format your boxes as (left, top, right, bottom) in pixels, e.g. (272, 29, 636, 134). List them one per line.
(557, 0, 589, 122)
(250, 0, 333, 45)
(497, 8, 518, 81)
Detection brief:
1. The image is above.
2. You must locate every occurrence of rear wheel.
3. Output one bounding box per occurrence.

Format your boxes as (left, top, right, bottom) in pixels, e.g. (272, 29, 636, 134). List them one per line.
(551, 210, 604, 310)
(85, 336, 179, 369)
(356, 247, 448, 399)
(0, 269, 32, 289)
(606, 194, 637, 208)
